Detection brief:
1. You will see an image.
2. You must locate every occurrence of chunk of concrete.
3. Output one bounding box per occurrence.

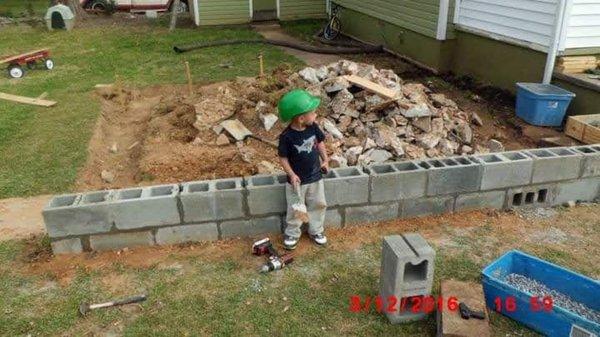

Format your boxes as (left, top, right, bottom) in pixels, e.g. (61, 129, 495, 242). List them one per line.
(43, 192, 113, 238)
(455, 191, 506, 211)
(366, 161, 427, 203)
(220, 216, 282, 238)
(90, 231, 155, 251)
(475, 152, 533, 190)
(245, 174, 287, 215)
(553, 177, 600, 205)
(571, 145, 600, 178)
(112, 184, 181, 230)
(345, 203, 399, 225)
(525, 148, 582, 183)
(419, 157, 482, 196)
(324, 208, 343, 228)
(323, 167, 369, 206)
(51, 238, 83, 255)
(180, 178, 245, 222)
(156, 223, 219, 245)
(402, 196, 455, 218)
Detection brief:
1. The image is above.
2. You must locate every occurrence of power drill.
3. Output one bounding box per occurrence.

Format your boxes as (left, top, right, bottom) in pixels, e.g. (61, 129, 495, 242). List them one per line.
(252, 238, 294, 273)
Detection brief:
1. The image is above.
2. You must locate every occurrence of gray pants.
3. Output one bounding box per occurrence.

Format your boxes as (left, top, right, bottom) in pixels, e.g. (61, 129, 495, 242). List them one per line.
(285, 179, 327, 238)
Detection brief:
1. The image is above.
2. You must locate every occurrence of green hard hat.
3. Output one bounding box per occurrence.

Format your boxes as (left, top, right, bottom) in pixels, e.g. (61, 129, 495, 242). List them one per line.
(278, 89, 321, 122)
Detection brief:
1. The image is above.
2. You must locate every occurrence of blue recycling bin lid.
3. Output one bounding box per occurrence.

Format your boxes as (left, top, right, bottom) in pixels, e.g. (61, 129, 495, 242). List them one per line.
(516, 82, 575, 97)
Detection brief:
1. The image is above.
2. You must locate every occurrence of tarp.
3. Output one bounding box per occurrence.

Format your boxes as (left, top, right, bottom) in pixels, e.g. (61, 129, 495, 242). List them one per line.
(45, 4, 75, 21)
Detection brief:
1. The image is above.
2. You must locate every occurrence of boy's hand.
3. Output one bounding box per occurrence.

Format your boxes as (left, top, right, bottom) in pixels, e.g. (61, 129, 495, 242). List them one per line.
(320, 161, 329, 174)
(289, 174, 301, 186)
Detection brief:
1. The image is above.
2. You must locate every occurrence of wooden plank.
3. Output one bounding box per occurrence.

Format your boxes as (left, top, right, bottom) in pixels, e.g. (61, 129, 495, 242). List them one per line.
(583, 124, 600, 144)
(0, 48, 49, 65)
(0, 92, 56, 107)
(343, 75, 399, 99)
(565, 114, 600, 144)
(565, 116, 587, 141)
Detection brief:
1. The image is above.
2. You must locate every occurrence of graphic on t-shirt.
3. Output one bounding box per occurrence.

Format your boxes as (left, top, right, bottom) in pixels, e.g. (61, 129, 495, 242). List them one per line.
(294, 135, 316, 154)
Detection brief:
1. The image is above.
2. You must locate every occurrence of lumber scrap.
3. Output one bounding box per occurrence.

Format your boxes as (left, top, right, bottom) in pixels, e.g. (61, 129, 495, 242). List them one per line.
(565, 114, 600, 144)
(0, 92, 56, 107)
(343, 75, 398, 99)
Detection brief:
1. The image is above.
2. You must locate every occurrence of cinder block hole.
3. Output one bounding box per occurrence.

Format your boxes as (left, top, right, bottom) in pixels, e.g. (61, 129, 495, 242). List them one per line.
(480, 154, 502, 163)
(550, 148, 574, 156)
(418, 161, 431, 169)
(394, 162, 418, 171)
(371, 164, 395, 174)
(275, 175, 288, 184)
(442, 159, 458, 166)
(119, 189, 142, 200)
(592, 146, 600, 152)
(504, 152, 526, 161)
(189, 183, 209, 193)
(151, 186, 173, 196)
(525, 192, 535, 204)
(538, 189, 548, 203)
(336, 167, 362, 177)
(216, 180, 236, 190)
(403, 260, 428, 282)
(512, 193, 523, 206)
(83, 191, 109, 204)
(429, 160, 444, 168)
(576, 147, 595, 154)
(530, 149, 554, 158)
(50, 195, 77, 207)
(454, 157, 471, 165)
(252, 176, 274, 186)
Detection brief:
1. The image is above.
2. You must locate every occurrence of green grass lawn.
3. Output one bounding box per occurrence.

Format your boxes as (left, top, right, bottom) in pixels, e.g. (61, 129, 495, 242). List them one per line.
(280, 19, 326, 43)
(0, 22, 302, 198)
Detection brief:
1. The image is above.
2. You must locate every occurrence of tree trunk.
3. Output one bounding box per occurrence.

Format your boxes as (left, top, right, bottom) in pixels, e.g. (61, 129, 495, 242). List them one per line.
(169, 0, 180, 31)
(68, 0, 85, 18)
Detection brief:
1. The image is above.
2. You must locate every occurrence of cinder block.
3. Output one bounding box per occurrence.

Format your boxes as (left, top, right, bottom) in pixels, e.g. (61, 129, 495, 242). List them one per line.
(180, 178, 244, 223)
(526, 147, 583, 183)
(43, 191, 114, 238)
(475, 152, 533, 190)
(345, 203, 399, 225)
(323, 167, 369, 206)
(366, 161, 427, 203)
(51, 238, 83, 255)
(245, 174, 287, 215)
(401, 196, 454, 218)
(112, 184, 180, 230)
(419, 156, 482, 196)
(506, 184, 558, 209)
(553, 177, 600, 205)
(455, 191, 506, 211)
(90, 231, 155, 251)
(155, 223, 219, 245)
(571, 145, 600, 178)
(220, 216, 282, 238)
(380, 233, 435, 324)
(324, 208, 343, 228)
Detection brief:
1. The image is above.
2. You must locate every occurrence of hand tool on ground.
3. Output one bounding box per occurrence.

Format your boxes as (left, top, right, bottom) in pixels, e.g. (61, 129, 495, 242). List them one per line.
(252, 238, 294, 273)
(459, 302, 486, 320)
(291, 182, 309, 223)
(79, 294, 147, 316)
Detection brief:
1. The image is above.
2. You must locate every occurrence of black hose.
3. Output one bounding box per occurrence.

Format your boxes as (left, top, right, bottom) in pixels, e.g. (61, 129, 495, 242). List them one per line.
(173, 38, 384, 54)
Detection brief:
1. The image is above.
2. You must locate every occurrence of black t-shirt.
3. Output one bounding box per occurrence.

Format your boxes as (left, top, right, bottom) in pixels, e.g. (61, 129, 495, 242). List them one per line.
(278, 124, 326, 185)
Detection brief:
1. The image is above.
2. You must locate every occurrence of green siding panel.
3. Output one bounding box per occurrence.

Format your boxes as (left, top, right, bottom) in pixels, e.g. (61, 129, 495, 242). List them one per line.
(199, 0, 250, 25)
(333, 0, 441, 38)
(279, 0, 326, 20)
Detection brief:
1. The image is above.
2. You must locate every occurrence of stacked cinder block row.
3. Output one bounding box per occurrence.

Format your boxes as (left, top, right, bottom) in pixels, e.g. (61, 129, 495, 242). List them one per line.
(43, 145, 600, 254)
(379, 233, 435, 324)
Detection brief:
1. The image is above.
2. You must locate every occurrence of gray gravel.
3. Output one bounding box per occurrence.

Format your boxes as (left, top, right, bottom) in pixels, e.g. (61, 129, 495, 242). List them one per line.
(505, 273, 600, 324)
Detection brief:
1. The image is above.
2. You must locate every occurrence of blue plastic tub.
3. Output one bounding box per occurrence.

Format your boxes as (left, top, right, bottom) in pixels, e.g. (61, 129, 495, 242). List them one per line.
(482, 250, 600, 336)
(516, 83, 575, 126)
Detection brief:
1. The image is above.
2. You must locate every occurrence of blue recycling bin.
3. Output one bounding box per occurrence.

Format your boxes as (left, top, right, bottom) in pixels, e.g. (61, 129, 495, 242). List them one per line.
(515, 83, 575, 127)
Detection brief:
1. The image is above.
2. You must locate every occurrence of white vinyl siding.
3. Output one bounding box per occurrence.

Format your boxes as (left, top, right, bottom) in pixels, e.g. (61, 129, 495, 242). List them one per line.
(562, 0, 600, 49)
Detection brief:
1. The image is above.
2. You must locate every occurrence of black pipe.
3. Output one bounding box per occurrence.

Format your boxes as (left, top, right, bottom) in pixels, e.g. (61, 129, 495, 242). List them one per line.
(173, 38, 383, 54)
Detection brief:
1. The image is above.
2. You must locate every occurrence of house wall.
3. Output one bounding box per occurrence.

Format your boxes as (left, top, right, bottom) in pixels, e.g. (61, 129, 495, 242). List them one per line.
(563, 0, 600, 49)
(198, 0, 250, 25)
(278, 0, 326, 20)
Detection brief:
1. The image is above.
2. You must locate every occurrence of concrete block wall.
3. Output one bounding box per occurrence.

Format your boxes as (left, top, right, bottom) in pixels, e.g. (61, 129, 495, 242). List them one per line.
(43, 145, 600, 254)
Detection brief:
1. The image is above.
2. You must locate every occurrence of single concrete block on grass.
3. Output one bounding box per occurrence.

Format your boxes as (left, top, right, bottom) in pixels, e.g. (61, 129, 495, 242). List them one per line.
(112, 184, 180, 230)
(180, 178, 244, 223)
(571, 145, 600, 178)
(220, 216, 282, 238)
(553, 177, 600, 205)
(51, 238, 83, 254)
(525, 147, 582, 183)
(43, 191, 113, 238)
(323, 167, 369, 206)
(345, 203, 399, 225)
(402, 196, 454, 218)
(419, 156, 482, 196)
(455, 191, 506, 211)
(155, 223, 219, 245)
(245, 174, 287, 215)
(475, 152, 533, 190)
(90, 231, 155, 251)
(366, 161, 427, 203)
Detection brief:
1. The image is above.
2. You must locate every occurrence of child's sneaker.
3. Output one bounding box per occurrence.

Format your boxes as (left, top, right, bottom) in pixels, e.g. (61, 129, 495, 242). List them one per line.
(283, 235, 299, 250)
(309, 233, 327, 246)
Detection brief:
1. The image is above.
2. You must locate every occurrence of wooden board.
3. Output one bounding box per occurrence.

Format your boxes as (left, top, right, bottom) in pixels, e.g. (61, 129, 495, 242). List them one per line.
(436, 280, 490, 337)
(343, 75, 398, 100)
(0, 49, 49, 65)
(0, 92, 56, 107)
(565, 114, 600, 144)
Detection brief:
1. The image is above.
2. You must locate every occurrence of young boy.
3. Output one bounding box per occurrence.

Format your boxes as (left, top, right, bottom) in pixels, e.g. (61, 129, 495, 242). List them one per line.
(277, 89, 329, 250)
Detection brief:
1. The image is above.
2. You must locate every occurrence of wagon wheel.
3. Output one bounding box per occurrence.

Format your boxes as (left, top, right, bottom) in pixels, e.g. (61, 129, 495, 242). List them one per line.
(44, 59, 55, 70)
(8, 64, 24, 79)
(27, 61, 36, 70)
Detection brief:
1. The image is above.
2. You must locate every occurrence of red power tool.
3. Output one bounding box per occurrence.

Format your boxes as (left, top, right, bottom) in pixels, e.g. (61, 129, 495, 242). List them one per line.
(252, 238, 294, 273)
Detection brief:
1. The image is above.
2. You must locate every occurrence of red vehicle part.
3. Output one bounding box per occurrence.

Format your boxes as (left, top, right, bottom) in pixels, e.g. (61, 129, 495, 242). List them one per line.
(1, 49, 54, 79)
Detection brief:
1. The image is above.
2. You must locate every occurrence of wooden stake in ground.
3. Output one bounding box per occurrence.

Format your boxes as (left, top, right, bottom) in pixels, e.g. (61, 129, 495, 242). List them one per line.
(184, 61, 193, 96)
(258, 53, 264, 77)
(169, 0, 180, 31)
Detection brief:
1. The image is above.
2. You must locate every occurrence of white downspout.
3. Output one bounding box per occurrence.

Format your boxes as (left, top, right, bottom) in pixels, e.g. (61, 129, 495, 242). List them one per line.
(193, 0, 200, 26)
(543, 0, 568, 84)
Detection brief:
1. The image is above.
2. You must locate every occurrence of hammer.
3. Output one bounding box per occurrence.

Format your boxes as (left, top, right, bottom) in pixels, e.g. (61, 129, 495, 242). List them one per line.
(79, 294, 147, 316)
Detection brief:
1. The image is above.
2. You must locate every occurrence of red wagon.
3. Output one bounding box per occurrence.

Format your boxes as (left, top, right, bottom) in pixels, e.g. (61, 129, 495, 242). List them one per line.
(0, 48, 54, 79)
